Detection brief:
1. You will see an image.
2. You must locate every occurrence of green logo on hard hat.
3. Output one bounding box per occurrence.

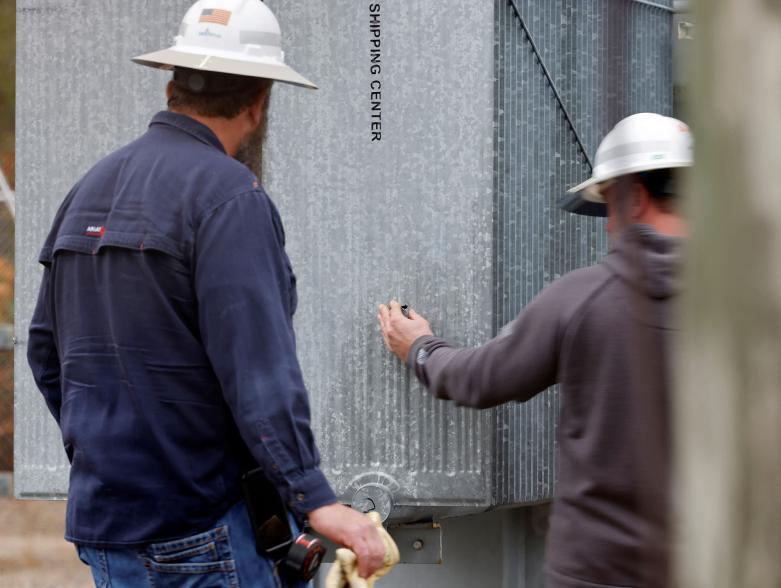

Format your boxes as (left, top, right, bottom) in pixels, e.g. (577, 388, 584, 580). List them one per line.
(651, 153, 666, 160)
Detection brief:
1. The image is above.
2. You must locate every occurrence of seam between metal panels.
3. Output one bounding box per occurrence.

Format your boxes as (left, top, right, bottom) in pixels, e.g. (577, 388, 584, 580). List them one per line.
(630, 0, 675, 12)
(506, 0, 594, 171)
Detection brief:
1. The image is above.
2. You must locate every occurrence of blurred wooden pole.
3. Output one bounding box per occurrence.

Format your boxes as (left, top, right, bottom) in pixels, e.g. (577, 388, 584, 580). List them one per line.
(677, 0, 781, 587)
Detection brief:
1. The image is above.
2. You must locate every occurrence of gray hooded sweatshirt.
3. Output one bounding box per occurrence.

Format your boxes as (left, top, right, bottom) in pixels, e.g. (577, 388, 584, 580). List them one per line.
(408, 224, 682, 588)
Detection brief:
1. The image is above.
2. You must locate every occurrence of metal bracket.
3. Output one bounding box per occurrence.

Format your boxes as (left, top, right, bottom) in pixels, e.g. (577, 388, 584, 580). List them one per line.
(387, 522, 442, 565)
(320, 523, 442, 565)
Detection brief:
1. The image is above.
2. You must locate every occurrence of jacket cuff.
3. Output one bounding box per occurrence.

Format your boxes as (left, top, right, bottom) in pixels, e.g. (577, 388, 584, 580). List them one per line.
(285, 468, 338, 518)
(406, 335, 438, 370)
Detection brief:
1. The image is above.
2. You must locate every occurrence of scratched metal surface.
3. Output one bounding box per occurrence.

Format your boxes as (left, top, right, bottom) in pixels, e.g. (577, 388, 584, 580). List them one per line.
(14, 0, 497, 513)
(14, 0, 195, 497)
(493, 0, 674, 506)
(14, 0, 673, 520)
(263, 0, 496, 516)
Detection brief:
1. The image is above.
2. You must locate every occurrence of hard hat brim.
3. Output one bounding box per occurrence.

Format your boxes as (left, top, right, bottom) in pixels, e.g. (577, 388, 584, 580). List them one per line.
(567, 160, 693, 203)
(132, 48, 318, 90)
(567, 177, 603, 202)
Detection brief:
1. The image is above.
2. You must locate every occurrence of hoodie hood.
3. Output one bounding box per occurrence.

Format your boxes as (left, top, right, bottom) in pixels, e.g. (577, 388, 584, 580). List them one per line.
(603, 224, 683, 300)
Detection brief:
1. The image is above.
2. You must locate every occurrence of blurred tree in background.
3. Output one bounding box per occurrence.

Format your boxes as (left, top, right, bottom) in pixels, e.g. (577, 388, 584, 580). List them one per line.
(0, 0, 14, 187)
(0, 0, 14, 472)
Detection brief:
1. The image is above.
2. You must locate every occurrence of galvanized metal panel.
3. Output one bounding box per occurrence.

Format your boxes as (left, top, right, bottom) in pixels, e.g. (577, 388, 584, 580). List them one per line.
(263, 0, 496, 517)
(493, 0, 674, 506)
(14, 0, 497, 515)
(15, 0, 674, 525)
(14, 0, 194, 498)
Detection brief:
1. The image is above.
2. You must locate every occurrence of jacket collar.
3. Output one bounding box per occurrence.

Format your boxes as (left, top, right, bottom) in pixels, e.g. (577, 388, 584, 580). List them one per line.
(149, 111, 226, 154)
(604, 224, 683, 300)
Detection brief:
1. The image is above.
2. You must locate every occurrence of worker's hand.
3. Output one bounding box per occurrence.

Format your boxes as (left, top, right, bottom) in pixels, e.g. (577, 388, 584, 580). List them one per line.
(325, 512, 400, 588)
(377, 300, 434, 362)
(308, 503, 387, 579)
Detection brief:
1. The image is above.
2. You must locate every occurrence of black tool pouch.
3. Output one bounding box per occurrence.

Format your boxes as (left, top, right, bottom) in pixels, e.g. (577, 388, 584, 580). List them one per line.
(241, 467, 326, 581)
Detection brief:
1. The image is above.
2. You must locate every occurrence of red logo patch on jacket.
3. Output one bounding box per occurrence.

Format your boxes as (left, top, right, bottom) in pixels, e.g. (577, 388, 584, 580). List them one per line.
(85, 225, 106, 237)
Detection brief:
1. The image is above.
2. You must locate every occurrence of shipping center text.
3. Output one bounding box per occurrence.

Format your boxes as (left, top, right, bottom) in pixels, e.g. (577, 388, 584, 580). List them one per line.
(370, 3, 382, 142)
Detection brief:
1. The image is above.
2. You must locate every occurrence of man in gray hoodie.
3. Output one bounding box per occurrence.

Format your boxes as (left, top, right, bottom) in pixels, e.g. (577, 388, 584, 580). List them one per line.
(378, 114, 693, 588)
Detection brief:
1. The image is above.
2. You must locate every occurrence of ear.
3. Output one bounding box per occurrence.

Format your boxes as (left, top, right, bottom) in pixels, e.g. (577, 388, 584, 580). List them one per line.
(247, 88, 269, 127)
(165, 81, 175, 101)
(631, 181, 652, 221)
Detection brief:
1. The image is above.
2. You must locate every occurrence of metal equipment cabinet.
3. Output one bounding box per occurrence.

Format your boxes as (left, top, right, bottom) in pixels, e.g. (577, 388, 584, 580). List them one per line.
(15, 1, 674, 585)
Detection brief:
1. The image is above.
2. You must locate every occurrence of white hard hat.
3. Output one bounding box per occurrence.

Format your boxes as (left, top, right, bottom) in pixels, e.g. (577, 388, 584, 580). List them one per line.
(568, 113, 693, 203)
(133, 0, 316, 89)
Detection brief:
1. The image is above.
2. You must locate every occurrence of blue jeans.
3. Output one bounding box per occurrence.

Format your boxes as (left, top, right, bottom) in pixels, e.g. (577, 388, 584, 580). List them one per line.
(76, 500, 310, 588)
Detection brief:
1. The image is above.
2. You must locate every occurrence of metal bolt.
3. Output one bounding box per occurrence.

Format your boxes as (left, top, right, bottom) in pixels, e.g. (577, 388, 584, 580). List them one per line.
(412, 540, 424, 551)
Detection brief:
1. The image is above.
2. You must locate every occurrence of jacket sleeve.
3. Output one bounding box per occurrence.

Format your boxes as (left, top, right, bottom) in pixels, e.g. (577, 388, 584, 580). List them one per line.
(194, 189, 337, 518)
(408, 281, 568, 409)
(27, 267, 63, 423)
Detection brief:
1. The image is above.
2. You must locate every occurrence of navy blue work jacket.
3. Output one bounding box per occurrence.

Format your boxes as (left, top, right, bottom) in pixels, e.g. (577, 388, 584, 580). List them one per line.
(27, 111, 336, 547)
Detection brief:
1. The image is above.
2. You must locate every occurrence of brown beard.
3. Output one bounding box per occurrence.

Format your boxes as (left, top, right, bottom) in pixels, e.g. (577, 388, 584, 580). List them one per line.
(235, 90, 271, 182)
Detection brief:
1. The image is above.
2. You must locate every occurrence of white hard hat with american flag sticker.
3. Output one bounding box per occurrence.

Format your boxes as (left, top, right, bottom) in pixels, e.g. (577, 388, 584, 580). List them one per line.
(133, 0, 317, 90)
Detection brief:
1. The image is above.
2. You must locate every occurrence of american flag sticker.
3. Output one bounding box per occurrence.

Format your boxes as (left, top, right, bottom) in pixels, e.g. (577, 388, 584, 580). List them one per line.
(199, 8, 232, 26)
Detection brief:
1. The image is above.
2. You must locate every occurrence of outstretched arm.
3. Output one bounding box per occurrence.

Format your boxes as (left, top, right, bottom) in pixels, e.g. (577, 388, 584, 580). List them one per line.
(378, 294, 562, 409)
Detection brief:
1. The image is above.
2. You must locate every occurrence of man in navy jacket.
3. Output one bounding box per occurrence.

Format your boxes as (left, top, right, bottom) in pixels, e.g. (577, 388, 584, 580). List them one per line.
(27, 2, 384, 585)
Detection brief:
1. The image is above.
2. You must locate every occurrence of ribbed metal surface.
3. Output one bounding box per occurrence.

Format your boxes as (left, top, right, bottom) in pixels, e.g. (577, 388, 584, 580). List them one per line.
(14, 0, 497, 514)
(14, 0, 192, 497)
(14, 0, 673, 520)
(493, 0, 674, 505)
(263, 0, 495, 516)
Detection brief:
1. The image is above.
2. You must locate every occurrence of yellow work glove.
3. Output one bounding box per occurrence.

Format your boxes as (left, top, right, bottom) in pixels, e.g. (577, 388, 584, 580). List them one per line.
(324, 512, 400, 588)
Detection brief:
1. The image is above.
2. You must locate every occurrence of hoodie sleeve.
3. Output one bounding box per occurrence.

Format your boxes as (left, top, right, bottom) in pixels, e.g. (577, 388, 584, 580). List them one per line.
(407, 268, 606, 409)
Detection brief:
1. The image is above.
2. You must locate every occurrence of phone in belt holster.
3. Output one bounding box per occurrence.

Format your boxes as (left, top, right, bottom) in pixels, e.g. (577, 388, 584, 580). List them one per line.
(241, 467, 326, 581)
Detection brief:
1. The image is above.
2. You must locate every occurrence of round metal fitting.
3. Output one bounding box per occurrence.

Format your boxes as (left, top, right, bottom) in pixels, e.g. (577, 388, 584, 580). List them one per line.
(351, 483, 394, 522)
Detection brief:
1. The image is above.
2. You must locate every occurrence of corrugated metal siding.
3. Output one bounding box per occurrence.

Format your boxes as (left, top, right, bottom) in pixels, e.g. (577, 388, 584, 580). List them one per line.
(14, 0, 674, 518)
(263, 0, 496, 516)
(493, 0, 674, 505)
(14, 0, 498, 515)
(14, 0, 191, 497)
